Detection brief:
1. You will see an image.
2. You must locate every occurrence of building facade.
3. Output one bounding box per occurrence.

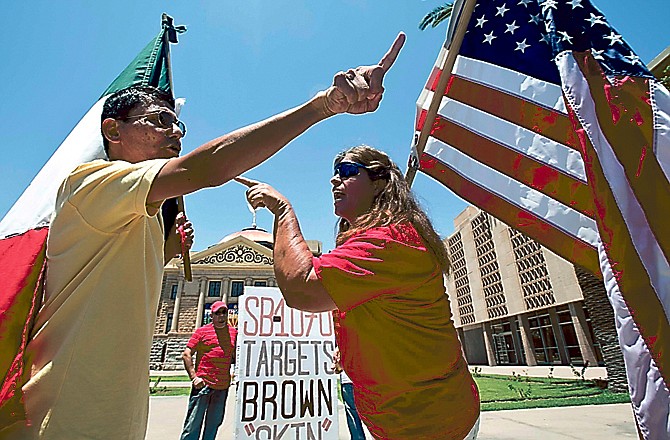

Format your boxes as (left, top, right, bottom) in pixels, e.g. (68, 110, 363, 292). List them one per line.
(446, 206, 603, 367)
(150, 227, 321, 370)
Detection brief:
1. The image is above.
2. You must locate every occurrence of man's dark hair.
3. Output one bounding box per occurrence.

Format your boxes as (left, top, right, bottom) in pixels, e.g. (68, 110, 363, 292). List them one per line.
(101, 85, 175, 155)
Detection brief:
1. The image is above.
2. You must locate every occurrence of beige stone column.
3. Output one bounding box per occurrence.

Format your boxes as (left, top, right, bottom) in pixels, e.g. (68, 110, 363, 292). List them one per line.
(569, 302, 598, 366)
(482, 322, 497, 366)
(245, 277, 253, 286)
(548, 307, 569, 364)
(518, 314, 538, 366)
(221, 277, 230, 303)
(169, 277, 184, 333)
(195, 277, 207, 329)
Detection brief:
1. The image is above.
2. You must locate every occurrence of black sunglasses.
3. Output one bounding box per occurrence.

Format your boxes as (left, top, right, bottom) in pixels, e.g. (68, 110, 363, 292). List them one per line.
(124, 110, 186, 136)
(334, 161, 368, 178)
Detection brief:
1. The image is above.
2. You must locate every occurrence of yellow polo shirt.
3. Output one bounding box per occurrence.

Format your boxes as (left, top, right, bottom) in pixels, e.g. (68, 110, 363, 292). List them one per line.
(15, 159, 168, 439)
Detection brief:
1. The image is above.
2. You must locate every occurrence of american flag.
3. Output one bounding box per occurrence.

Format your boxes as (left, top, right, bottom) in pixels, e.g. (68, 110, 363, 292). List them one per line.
(412, 0, 670, 437)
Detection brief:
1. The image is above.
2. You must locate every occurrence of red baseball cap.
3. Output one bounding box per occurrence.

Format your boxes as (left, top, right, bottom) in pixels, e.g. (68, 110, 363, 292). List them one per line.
(211, 301, 228, 314)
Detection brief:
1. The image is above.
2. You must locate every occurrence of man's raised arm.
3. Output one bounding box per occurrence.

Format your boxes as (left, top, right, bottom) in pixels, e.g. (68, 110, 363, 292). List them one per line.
(146, 32, 405, 204)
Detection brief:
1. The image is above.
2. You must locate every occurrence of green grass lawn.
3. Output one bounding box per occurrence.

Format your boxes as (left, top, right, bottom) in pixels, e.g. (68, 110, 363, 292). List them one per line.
(148, 373, 631, 411)
(474, 373, 630, 411)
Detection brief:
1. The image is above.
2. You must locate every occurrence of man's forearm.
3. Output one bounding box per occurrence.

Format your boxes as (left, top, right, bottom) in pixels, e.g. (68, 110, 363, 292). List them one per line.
(148, 94, 332, 203)
(182, 355, 197, 380)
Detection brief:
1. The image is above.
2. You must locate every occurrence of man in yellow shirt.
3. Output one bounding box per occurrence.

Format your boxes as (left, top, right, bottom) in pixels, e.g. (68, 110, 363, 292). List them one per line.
(4, 34, 405, 439)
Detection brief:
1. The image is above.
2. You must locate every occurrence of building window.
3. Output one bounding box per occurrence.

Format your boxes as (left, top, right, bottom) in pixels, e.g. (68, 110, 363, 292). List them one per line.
(491, 320, 521, 365)
(208, 280, 222, 297)
(231, 281, 245, 297)
(254, 281, 267, 287)
(527, 312, 560, 365)
(170, 284, 178, 300)
(203, 304, 212, 325)
(165, 313, 173, 333)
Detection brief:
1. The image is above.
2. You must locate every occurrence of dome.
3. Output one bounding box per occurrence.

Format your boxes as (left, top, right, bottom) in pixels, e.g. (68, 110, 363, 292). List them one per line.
(219, 227, 273, 249)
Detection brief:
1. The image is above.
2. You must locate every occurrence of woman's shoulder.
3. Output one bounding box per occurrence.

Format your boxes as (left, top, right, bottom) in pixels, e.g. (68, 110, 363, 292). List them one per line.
(349, 222, 424, 248)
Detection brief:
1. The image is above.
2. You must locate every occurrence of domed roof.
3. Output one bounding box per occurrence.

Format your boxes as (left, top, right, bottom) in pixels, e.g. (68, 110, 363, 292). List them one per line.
(219, 227, 273, 249)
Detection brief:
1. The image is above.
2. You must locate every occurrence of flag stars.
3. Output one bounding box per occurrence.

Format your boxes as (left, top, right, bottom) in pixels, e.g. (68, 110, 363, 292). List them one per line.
(591, 48, 605, 60)
(496, 4, 510, 17)
(541, 0, 558, 11)
(567, 0, 583, 8)
(558, 30, 573, 44)
(604, 31, 623, 46)
(585, 13, 606, 27)
(540, 33, 552, 45)
(515, 39, 531, 53)
(483, 31, 497, 44)
(529, 13, 542, 25)
(518, 0, 533, 6)
(506, 21, 520, 34)
(476, 15, 488, 28)
(625, 52, 641, 65)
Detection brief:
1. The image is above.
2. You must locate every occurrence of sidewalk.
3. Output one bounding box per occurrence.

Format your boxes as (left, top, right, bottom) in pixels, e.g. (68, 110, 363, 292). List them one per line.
(147, 382, 638, 439)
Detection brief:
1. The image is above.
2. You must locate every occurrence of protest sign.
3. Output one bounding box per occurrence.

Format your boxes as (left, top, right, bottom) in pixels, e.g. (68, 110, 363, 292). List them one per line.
(235, 287, 339, 440)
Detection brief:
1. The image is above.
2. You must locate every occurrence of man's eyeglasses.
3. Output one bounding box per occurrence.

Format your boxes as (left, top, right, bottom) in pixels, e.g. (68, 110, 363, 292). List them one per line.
(213, 310, 227, 316)
(334, 161, 367, 179)
(123, 110, 186, 136)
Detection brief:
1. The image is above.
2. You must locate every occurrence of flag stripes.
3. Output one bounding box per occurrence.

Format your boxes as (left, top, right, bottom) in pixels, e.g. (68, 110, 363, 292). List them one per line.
(416, 53, 600, 272)
(420, 151, 601, 274)
(560, 52, 670, 377)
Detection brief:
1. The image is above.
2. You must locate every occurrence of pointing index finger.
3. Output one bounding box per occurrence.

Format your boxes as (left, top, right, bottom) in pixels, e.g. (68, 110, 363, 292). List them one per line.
(234, 176, 259, 188)
(379, 32, 406, 72)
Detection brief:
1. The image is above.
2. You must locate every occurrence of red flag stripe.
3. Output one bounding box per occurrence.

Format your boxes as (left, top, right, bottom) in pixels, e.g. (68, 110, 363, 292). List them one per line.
(420, 152, 601, 275)
(429, 115, 595, 217)
(445, 75, 582, 151)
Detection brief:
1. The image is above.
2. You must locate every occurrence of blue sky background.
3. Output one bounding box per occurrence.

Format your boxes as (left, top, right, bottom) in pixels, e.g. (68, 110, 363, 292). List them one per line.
(1, 1, 668, 253)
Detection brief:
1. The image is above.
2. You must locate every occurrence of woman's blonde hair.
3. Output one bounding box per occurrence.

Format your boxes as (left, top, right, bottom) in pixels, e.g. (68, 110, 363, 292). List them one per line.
(334, 145, 450, 273)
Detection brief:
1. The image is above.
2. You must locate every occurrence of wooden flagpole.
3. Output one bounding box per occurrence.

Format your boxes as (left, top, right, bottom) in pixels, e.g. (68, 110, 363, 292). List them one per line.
(405, 0, 478, 187)
(162, 14, 192, 282)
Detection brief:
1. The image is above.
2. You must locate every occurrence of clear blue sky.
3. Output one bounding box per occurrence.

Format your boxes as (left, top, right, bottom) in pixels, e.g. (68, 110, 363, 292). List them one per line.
(1, 1, 668, 253)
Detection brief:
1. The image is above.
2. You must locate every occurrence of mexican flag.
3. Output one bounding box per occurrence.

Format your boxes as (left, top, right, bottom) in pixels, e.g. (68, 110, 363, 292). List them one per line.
(0, 14, 184, 425)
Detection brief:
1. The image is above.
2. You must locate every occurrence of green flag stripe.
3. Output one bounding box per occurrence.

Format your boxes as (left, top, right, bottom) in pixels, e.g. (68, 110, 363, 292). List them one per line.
(100, 29, 172, 98)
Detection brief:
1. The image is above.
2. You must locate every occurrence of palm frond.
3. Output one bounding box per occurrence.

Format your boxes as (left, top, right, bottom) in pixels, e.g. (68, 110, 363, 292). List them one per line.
(419, 3, 454, 30)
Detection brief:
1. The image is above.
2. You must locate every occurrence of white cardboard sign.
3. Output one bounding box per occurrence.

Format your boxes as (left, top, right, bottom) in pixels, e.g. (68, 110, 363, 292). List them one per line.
(234, 287, 339, 439)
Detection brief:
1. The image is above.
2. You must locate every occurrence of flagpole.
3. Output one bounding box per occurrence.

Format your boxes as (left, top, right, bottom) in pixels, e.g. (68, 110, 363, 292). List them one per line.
(161, 14, 192, 282)
(405, 0, 478, 186)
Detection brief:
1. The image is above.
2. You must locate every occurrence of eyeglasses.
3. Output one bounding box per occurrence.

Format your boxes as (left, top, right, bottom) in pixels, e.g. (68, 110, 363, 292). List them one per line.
(334, 161, 367, 179)
(123, 110, 186, 136)
(213, 310, 227, 316)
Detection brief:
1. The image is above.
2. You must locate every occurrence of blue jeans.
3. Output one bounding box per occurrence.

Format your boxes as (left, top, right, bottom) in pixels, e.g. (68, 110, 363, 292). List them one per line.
(342, 382, 366, 440)
(180, 386, 229, 440)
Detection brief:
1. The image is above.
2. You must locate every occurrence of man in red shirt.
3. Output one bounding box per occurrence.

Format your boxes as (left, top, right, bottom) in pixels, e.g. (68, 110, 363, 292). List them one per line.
(180, 301, 238, 440)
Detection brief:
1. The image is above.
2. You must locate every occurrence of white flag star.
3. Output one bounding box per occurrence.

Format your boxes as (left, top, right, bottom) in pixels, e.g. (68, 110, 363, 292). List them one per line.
(558, 31, 573, 44)
(591, 48, 605, 60)
(540, 33, 552, 45)
(496, 4, 510, 17)
(567, 0, 583, 8)
(529, 13, 542, 25)
(625, 51, 641, 65)
(604, 31, 623, 46)
(515, 39, 531, 53)
(541, 0, 558, 11)
(505, 21, 520, 34)
(585, 13, 606, 27)
(483, 31, 497, 44)
(476, 15, 488, 28)
(518, 0, 533, 6)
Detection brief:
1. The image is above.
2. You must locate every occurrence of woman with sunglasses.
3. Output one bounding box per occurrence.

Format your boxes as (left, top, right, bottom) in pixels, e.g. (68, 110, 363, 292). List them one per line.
(236, 145, 480, 440)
